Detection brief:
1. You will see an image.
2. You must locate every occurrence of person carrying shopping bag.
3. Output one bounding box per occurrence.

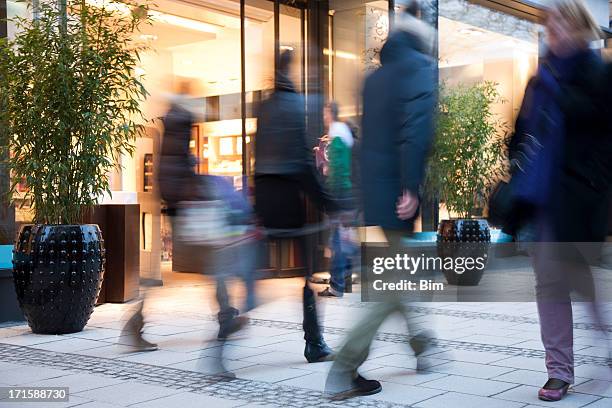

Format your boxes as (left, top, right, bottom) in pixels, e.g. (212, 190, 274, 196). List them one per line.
(318, 101, 357, 298)
(254, 50, 339, 363)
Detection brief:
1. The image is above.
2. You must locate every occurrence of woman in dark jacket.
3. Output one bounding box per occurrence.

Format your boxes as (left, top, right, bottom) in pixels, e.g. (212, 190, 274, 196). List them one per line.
(510, 0, 611, 402)
(255, 50, 337, 363)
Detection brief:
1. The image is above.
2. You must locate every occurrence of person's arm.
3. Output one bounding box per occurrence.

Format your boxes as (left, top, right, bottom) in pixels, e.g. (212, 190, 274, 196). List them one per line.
(557, 60, 607, 127)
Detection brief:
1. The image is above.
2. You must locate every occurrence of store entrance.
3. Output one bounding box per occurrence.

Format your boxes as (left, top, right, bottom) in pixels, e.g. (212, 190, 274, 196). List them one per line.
(135, 0, 316, 275)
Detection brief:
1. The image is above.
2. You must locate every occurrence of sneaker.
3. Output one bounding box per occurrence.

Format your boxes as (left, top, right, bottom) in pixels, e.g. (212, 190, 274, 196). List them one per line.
(538, 378, 570, 401)
(318, 287, 343, 298)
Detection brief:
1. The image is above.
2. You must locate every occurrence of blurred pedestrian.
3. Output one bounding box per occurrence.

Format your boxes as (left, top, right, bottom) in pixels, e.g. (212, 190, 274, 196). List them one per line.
(506, 0, 611, 401)
(254, 50, 337, 363)
(121, 80, 258, 362)
(325, 1, 437, 398)
(318, 101, 356, 298)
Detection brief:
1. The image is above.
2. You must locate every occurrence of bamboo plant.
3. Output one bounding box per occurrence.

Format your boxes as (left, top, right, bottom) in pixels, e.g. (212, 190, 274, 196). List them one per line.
(425, 81, 509, 218)
(0, 0, 150, 224)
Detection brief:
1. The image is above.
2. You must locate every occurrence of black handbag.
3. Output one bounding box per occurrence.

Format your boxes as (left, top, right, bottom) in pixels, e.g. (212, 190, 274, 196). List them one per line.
(488, 132, 543, 234)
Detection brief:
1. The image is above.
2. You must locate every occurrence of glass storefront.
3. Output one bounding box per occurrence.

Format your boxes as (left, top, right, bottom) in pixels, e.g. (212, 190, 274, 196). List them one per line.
(2, 0, 609, 275)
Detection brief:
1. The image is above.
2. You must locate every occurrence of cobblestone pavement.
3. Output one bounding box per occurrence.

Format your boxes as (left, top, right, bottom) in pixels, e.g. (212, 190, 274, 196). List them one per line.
(0, 273, 610, 408)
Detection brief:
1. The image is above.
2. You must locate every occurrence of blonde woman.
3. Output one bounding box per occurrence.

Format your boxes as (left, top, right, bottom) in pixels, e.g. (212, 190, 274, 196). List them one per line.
(510, 0, 609, 402)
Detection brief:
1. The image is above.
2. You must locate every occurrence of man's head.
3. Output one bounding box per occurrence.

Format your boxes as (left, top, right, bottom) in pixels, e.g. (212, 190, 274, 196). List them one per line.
(403, 0, 422, 19)
(324, 101, 340, 128)
(392, 1, 435, 55)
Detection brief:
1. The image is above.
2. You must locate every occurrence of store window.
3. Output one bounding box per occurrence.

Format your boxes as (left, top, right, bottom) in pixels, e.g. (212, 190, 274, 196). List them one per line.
(329, 0, 389, 123)
(439, 0, 540, 126)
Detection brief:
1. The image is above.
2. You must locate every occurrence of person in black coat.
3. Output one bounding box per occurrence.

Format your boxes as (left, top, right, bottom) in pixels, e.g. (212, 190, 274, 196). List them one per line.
(325, 2, 437, 397)
(254, 50, 337, 363)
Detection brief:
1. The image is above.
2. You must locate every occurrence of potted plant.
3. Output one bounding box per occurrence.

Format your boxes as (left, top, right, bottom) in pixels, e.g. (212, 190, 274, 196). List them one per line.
(0, 1, 149, 333)
(425, 81, 508, 286)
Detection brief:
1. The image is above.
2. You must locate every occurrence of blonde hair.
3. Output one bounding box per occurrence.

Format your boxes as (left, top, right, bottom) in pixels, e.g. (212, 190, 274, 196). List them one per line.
(550, 0, 603, 41)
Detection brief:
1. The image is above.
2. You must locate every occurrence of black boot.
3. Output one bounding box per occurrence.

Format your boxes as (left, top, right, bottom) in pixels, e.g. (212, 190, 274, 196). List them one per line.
(303, 284, 334, 363)
(217, 307, 248, 340)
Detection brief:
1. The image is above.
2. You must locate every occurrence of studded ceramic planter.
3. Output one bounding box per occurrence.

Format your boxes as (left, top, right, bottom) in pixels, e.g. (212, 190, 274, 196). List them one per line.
(12, 225, 105, 334)
(437, 219, 490, 286)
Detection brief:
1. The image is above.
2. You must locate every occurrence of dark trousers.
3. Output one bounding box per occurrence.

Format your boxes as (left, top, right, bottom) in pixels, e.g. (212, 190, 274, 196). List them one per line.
(255, 173, 331, 344)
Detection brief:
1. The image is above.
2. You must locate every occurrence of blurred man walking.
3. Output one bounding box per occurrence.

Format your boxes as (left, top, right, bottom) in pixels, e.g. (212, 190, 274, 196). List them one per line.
(325, 0, 437, 397)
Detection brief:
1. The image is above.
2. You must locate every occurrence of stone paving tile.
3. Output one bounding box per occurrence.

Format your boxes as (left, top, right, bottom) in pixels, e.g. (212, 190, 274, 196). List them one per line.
(575, 364, 612, 381)
(74, 381, 182, 406)
(0, 326, 30, 338)
(413, 391, 525, 408)
(579, 397, 612, 408)
(426, 349, 511, 364)
(0, 365, 73, 385)
(117, 350, 200, 367)
(428, 361, 515, 379)
(167, 356, 256, 374)
(20, 373, 124, 393)
(0, 362, 23, 372)
(577, 347, 611, 358)
(364, 382, 445, 406)
(367, 354, 449, 370)
(143, 333, 217, 353)
(573, 380, 612, 398)
(277, 371, 328, 391)
(77, 344, 153, 358)
(360, 366, 449, 386)
(142, 324, 208, 337)
(231, 364, 313, 383)
(64, 328, 123, 341)
(493, 369, 590, 388)
(241, 350, 307, 367)
(31, 338, 108, 353)
(491, 356, 548, 372)
(494, 385, 601, 408)
(0, 395, 91, 408)
(455, 334, 527, 347)
(0, 334, 64, 347)
(419, 375, 519, 397)
(129, 391, 245, 408)
(199, 344, 270, 360)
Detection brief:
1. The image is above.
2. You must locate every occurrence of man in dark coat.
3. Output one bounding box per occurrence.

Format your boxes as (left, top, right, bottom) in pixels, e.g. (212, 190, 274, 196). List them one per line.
(254, 50, 337, 363)
(325, 2, 437, 398)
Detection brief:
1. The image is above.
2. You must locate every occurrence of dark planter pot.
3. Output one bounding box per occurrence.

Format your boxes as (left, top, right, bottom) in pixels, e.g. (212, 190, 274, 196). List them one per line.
(437, 219, 490, 286)
(12, 224, 105, 334)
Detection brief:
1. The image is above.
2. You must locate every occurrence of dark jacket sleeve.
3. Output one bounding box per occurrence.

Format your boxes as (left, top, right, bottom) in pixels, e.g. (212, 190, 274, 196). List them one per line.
(394, 64, 436, 193)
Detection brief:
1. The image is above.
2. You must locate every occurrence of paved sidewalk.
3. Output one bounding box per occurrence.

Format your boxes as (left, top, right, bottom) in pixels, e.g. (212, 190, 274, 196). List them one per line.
(0, 272, 610, 408)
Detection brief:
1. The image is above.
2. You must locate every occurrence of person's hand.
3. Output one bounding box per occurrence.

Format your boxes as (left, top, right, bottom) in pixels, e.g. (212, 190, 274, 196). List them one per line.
(396, 190, 419, 220)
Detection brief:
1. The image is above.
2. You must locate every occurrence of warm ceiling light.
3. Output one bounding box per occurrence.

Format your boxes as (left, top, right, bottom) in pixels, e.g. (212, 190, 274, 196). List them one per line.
(280, 45, 295, 51)
(148, 10, 218, 34)
(86, 0, 219, 34)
